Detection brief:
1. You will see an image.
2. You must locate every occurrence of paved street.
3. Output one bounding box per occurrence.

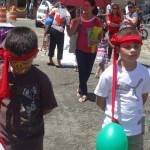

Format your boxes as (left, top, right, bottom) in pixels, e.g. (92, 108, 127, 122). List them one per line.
(11, 19, 150, 150)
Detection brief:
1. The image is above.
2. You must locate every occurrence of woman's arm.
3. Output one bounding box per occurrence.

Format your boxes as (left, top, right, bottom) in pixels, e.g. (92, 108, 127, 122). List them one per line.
(69, 16, 81, 36)
(106, 15, 120, 27)
(96, 96, 106, 111)
(123, 17, 138, 26)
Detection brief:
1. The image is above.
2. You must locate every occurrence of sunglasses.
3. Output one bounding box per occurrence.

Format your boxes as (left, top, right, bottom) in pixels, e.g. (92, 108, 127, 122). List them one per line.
(128, 6, 133, 9)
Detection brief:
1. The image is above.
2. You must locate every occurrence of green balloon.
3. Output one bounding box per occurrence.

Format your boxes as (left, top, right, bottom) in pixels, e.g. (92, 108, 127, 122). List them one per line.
(96, 123, 128, 150)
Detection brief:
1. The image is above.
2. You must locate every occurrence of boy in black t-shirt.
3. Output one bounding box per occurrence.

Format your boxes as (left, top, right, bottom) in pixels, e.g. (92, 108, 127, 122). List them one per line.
(0, 27, 58, 150)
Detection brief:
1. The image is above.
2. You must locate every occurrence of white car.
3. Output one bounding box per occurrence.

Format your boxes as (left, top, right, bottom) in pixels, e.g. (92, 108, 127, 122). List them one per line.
(35, 0, 54, 27)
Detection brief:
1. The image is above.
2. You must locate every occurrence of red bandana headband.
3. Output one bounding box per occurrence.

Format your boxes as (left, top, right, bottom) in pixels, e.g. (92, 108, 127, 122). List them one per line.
(111, 33, 143, 46)
(0, 48, 39, 105)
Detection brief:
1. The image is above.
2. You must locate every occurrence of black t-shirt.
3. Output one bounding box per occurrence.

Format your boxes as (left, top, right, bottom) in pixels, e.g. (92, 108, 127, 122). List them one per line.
(0, 65, 57, 149)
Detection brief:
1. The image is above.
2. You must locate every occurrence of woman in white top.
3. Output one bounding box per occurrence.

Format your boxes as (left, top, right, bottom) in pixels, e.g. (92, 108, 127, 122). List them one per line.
(120, 2, 138, 29)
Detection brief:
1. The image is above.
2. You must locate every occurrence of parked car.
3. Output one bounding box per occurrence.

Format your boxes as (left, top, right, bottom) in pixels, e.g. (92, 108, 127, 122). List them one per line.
(35, 4, 47, 27)
(35, 0, 54, 27)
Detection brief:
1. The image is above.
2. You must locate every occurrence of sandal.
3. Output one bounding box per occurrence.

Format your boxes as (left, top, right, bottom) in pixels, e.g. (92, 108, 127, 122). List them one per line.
(77, 88, 83, 97)
(47, 62, 55, 66)
(79, 95, 88, 102)
(56, 64, 63, 68)
(73, 67, 78, 72)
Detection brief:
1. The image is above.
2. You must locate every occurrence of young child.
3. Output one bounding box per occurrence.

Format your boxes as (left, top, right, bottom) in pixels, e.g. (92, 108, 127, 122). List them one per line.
(94, 27, 150, 150)
(95, 27, 108, 78)
(41, 11, 55, 53)
(0, 27, 58, 150)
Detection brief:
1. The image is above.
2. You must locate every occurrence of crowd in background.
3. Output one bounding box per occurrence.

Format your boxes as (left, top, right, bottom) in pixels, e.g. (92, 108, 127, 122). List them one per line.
(41, 0, 143, 98)
(40, 1, 149, 150)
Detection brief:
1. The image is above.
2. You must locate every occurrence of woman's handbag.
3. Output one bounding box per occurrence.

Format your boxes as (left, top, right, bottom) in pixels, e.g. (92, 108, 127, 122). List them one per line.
(69, 31, 78, 53)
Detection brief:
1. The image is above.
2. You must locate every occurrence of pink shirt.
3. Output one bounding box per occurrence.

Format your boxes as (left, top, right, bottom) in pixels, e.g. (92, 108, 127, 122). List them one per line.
(75, 16, 102, 53)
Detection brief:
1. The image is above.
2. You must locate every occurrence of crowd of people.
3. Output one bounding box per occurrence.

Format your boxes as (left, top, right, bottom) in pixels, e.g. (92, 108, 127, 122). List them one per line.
(0, 0, 148, 150)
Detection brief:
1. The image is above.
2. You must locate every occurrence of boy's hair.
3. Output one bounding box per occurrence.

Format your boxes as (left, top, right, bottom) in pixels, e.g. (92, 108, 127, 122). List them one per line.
(118, 27, 140, 38)
(5, 27, 38, 57)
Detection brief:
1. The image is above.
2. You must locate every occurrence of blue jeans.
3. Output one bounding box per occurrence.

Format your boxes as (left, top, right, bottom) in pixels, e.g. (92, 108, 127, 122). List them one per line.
(76, 49, 96, 95)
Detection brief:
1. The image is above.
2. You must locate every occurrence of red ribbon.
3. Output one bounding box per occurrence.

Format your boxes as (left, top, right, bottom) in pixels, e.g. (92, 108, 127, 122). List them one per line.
(111, 34, 143, 46)
(110, 34, 142, 124)
(0, 48, 38, 105)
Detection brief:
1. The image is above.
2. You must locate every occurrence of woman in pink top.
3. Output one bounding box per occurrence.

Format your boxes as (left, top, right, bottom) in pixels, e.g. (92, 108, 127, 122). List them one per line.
(70, 0, 102, 102)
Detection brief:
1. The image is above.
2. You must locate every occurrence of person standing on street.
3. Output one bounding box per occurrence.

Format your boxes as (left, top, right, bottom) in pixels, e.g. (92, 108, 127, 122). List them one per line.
(106, 3, 121, 60)
(95, 27, 150, 150)
(26, 0, 30, 18)
(70, 0, 102, 102)
(29, 0, 34, 19)
(47, 2, 71, 67)
(0, 27, 58, 150)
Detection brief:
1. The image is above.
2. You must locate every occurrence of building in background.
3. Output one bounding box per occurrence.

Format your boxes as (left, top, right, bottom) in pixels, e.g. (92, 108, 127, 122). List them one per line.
(3, 0, 42, 18)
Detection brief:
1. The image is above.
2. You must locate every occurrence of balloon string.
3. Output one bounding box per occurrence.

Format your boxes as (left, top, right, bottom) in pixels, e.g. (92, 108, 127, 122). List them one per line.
(111, 48, 119, 124)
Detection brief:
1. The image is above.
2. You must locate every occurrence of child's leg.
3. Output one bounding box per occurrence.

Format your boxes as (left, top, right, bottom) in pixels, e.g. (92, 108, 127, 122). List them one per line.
(127, 134, 143, 150)
(101, 63, 105, 72)
(95, 63, 101, 77)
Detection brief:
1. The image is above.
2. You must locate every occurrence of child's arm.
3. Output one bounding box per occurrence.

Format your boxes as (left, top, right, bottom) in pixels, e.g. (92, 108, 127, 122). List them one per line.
(43, 108, 53, 115)
(105, 31, 114, 49)
(107, 39, 114, 49)
(96, 96, 106, 111)
(142, 93, 149, 105)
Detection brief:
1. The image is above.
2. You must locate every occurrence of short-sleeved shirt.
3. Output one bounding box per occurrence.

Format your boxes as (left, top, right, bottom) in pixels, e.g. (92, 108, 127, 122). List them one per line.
(120, 12, 138, 29)
(51, 7, 71, 32)
(0, 65, 57, 149)
(126, 12, 138, 27)
(95, 63, 150, 136)
(76, 16, 102, 53)
(106, 14, 121, 34)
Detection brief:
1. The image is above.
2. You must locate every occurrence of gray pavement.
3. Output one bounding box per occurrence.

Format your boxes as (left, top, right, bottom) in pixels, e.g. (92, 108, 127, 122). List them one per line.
(11, 19, 150, 150)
